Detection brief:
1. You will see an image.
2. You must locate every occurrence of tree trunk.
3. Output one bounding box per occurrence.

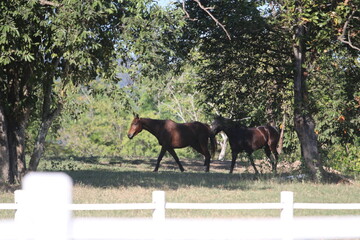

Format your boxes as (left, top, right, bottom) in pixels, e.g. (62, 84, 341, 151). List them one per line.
(29, 57, 63, 171)
(276, 111, 286, 155)
(28, 103, 62, 171)
(293, 23, 322, 181)
(0, 106, 10, 183)
(1, 63, 32, 184)
(28, 121, 52, 171)
(6, 117, 28, 183)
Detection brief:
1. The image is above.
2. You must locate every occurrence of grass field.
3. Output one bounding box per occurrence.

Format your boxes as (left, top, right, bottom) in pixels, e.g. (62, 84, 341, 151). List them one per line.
(1, 156, 360, 219)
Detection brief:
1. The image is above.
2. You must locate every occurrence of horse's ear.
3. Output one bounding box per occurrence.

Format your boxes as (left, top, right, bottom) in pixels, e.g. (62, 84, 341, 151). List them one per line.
(133, 112, 139, 119)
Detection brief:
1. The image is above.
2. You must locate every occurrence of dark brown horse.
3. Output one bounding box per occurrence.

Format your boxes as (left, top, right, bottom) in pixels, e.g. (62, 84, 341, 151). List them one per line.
(127, 115, 216, 172)
(211, 116, 280, 174)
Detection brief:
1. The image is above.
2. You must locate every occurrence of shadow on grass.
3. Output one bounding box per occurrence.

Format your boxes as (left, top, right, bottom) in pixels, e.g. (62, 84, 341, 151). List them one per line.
(42, 156, 283, 190)
(64, 169, 274, 191)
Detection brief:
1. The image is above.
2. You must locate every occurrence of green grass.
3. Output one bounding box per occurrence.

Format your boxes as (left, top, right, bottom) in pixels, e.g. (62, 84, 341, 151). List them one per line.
(1, 157, 360, 219)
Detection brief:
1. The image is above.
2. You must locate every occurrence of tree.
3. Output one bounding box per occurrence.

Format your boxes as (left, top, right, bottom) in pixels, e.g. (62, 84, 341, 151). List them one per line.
(182, 0, 292, 124)
(0, 0, 156, 183)
(181, 0, 359, 179)
(275, 0, 360, 180)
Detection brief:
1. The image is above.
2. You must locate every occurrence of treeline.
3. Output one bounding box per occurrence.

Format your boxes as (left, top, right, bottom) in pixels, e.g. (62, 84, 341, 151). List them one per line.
(1, 0, 359, 184)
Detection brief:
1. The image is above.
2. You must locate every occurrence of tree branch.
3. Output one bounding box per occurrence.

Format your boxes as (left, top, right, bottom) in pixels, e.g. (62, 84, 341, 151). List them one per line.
(338, 9, 360, 51)
(183, 1, 197, 21)
(183, 0, 232, 40)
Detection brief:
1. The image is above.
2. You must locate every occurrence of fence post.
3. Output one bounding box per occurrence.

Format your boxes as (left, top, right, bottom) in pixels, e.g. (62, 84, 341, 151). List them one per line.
(152, 191, 166, 221)
(281, 191, 294, 240)
(16, 172, 73, 240)
(14, 189, 24, 221)
(281, 191, 294, 220)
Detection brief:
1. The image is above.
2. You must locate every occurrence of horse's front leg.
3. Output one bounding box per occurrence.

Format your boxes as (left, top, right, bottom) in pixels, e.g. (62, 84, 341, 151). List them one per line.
(154, 147, 166, 172)
(167, 148, 185, 172)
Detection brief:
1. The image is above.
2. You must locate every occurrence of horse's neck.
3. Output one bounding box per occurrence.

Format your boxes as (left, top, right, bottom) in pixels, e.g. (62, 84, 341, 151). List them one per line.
(141, 118, 163, 136)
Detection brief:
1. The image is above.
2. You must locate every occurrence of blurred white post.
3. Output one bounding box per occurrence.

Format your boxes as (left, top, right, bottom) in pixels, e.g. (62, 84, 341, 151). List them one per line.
(281, 191, 294, 220)
(152, 191, 166, 221)
(14, 189, 24, 220)
(16, 172, 73, 240)
(281, 191, 294, 240)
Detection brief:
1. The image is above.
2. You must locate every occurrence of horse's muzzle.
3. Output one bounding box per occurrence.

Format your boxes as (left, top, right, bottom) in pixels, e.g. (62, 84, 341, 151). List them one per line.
(127, 133, 134, 139)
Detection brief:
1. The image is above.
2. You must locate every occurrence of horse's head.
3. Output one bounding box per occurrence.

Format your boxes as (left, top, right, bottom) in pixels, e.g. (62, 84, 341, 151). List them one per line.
(210, 116, 227, 135)
(127, 114, 143, 139)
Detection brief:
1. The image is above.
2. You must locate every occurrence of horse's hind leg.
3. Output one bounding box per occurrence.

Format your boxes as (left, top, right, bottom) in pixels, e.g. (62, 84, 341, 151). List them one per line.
(192, 143, 211, 172)
(265, 146, 278, 173)
(167, 148, 185, 172)
(154, 147, 167, 172)
(271, 150, 279, 173)
(248, 154, 259, 175)
(203, 150, 211, 172)
(230, 151, 239, 173)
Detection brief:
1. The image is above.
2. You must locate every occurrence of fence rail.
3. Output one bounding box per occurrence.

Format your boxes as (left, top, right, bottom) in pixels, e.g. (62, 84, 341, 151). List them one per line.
(1, 172, 360, 240)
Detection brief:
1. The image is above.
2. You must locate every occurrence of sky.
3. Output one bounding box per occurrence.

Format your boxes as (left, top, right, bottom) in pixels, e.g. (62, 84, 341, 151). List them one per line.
(157, 0, 173, 7)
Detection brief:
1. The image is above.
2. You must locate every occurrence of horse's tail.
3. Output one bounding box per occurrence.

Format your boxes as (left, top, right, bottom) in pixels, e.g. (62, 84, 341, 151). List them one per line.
(209, 133, 216, 158)
(208, 129, 217, 159)
(265, 125, 280, 152)
(266, 125, 280, 142)
(203, 123, 217, 158)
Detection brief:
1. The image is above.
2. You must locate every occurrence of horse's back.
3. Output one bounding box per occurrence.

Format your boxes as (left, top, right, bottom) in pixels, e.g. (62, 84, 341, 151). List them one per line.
(185, 121, 209, 130)
(161, 120, 208, 148)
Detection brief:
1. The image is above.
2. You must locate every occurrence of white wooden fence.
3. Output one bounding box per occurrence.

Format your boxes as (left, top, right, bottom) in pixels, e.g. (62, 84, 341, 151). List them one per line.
(1, 172, 360, 240)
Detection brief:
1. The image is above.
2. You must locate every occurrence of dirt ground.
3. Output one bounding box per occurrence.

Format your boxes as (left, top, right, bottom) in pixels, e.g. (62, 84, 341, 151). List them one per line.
(155, 157, 302, 174)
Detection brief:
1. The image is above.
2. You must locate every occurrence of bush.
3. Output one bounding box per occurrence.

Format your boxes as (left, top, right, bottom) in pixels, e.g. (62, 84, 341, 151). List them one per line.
(325, 138, 360, 174)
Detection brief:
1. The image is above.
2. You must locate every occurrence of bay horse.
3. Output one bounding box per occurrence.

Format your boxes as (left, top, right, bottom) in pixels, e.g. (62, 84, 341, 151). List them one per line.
(127, 115, 216, 172)
(211, 116, 280, 174)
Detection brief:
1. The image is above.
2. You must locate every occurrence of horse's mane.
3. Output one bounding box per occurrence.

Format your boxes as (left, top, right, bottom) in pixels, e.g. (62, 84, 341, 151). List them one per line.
(216, 116, 247, 129)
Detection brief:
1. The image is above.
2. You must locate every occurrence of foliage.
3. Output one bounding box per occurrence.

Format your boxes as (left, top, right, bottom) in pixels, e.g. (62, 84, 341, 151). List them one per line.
(38, 0, 208, 161)
(181, 0, 293, 126)
(325, 139, 360, 173)
(1, 0, 133, 182)
(119, 2, 187, 81)
(55, 84, 125, 157)
(176, 0, 360, 175)
(309, 49, 360, 173)
(266, 0, 360, 174)
(2, 0, 358, 179)
(1, 0, 186, 182)
(49, 76, 204, 160)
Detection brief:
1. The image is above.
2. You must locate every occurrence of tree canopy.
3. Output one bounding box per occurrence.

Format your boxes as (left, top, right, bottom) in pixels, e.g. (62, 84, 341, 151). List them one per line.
(0, 0, 178, 183)
(1, 0, 359, 184)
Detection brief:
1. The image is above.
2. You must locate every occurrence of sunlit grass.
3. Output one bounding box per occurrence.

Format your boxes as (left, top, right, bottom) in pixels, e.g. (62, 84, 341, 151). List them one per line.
(1, 157, 359, 219)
